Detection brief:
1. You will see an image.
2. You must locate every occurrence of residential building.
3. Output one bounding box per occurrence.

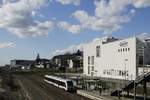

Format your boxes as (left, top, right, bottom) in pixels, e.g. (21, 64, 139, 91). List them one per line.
(52, 50, 83, 70)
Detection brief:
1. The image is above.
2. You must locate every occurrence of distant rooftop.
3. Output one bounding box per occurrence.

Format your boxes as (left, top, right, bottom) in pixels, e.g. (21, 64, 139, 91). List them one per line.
(101, 36, 119, 44)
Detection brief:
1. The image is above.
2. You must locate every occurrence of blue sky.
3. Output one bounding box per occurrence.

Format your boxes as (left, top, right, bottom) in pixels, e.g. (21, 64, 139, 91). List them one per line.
(0, 0, 150, 65)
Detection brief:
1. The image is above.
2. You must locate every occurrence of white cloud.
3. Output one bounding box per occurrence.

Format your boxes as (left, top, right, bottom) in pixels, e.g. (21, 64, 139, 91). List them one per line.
(0, 42, 16, 48)
(58, 21, 82, 34)
(94, 0, 131, 18)
(133, 0, 150, 8)
(0, 0, 54, 38)
(137, 33, 150, 41)
(8, 21, 54, 38)
(58, 0, 150, 35)
(52, 43, 85, 56)
(56, 0, 80, 6)
(72, 0, 134, 34)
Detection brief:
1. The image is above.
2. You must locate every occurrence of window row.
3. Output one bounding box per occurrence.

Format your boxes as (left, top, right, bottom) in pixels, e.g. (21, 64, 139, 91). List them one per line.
(118, 48, 130, 52)
(103, 69, 129, 76)
(45, 77, 66, 87)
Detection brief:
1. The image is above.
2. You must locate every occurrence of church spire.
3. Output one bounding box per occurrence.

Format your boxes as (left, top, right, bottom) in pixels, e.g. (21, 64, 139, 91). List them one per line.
(36, 53, 40, 60)
(36, 53, 40, 63)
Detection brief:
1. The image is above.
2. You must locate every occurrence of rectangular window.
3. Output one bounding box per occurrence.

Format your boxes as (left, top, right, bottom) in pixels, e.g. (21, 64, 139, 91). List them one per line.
(91, 56, 94, 65)
(88, 56, 90, 65)
(96, 46, 101, 57)
(128, 48, 130, 51)
(88, 66, 90, 74)
(91, 66, 94, 71)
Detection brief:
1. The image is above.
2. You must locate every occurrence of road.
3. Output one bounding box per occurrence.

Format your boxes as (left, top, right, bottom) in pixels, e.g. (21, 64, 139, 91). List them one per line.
(15, 74, 90, 100)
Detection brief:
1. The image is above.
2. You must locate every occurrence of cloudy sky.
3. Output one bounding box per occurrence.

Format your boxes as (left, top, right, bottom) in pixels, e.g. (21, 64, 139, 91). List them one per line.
(0, 0, 150, 65)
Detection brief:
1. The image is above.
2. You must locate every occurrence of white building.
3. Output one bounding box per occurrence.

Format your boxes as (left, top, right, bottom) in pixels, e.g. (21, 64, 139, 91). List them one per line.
(10, 60, 34, 70)
(83, 36, 150, 80)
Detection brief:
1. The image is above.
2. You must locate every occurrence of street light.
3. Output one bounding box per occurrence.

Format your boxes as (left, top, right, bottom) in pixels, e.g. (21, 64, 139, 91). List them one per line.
(142, 46, 145, 74)
(124, 59, 128, 81)
(123, 59, 128, 100)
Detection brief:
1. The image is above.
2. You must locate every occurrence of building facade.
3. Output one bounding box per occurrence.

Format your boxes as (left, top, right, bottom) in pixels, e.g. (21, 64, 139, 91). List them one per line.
(35, 53, 51, 68)
(10, 60, 34, 70)
(83, 37, 150, 80)
(52, 50, 83, 70)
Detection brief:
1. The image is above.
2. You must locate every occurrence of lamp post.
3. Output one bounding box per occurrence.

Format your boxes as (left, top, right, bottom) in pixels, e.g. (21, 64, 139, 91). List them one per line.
(142, 46, 145, 74)
(123, 59, 128, 100)
(125, 59, 128, 80)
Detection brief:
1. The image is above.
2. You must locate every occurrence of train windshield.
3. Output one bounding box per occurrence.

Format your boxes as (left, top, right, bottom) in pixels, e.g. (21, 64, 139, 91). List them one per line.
(67, 81, 73, 88)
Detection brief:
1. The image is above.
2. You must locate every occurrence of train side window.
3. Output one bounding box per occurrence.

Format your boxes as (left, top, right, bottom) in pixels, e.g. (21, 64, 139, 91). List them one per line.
(59, 81, 66, 87)
(58, 81, 61, 85)
(62, 82, 66, 87)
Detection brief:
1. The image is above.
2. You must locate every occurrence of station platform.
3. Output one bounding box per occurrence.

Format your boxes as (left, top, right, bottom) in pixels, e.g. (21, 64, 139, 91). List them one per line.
(77, 89, 138, 100)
